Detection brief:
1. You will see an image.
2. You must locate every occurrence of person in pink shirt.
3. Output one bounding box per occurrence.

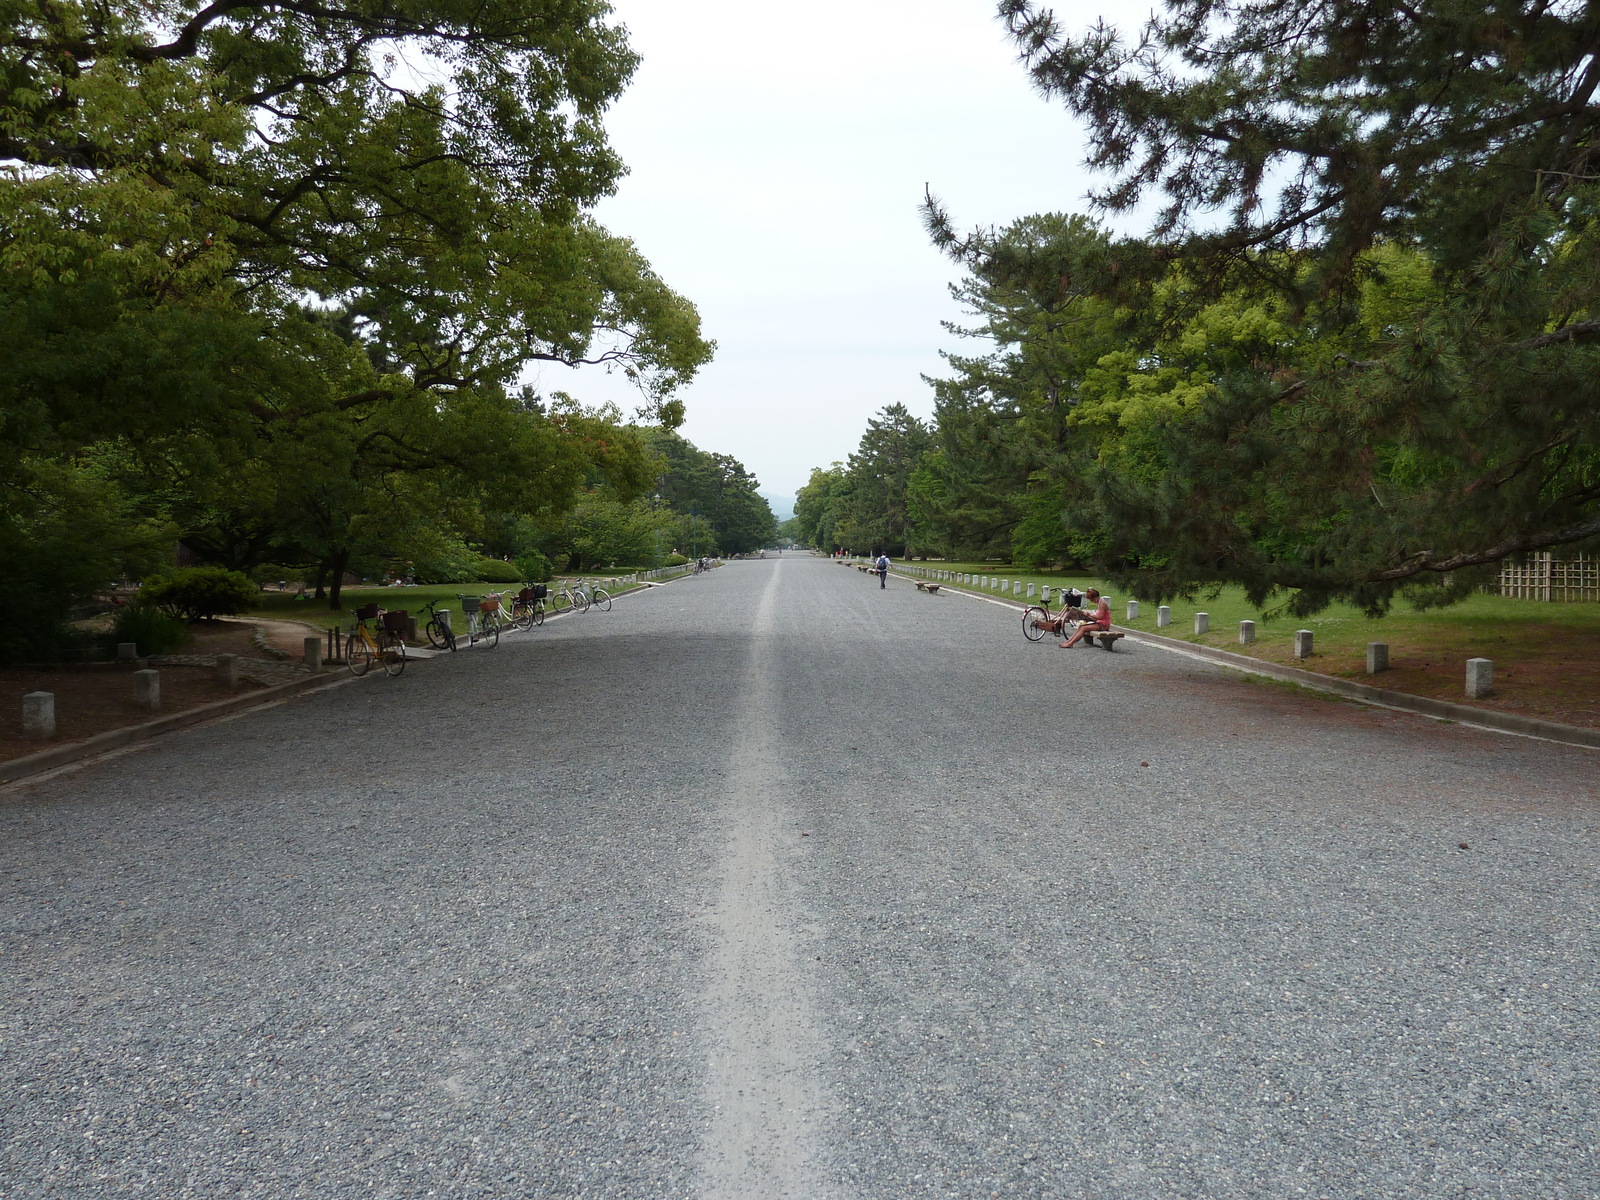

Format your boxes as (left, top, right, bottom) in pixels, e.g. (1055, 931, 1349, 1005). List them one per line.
(1059, 587, 1111, 648)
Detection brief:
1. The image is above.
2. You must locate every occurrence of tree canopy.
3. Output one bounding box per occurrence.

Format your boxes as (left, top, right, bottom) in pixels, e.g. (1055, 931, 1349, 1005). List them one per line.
(1, 0, 718, 646)
(811, 0, 1600, 612)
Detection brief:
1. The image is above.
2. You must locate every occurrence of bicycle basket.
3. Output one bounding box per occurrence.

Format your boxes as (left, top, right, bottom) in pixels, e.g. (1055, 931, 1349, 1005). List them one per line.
(459, 595, 482, 613)
(532, 583, 548, 599)
(380, 610, 409, 632)
(481, 597, 501, 613)
(354, 602, 381, 620)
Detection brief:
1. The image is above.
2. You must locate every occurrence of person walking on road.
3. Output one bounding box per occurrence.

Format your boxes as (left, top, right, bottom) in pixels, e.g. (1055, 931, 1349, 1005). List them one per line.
(875, 552, 890, 588)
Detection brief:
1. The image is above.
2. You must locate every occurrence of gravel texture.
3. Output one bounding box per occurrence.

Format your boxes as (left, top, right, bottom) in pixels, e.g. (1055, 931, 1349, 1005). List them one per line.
(2, 556, 1597, 1198)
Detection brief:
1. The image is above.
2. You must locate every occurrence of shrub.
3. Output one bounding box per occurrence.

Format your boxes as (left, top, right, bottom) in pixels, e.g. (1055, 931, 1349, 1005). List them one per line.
(474, 557, 522, 583)
(107, 603, 190, 655)
(514, 550, 553, 582)
(139, 567, 258, 621)
(662, 553, 688, 567)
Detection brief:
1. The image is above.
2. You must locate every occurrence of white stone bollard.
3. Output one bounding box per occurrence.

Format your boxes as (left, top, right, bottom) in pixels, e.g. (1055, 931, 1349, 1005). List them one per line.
(1157, 605, 1171, 628)
(1366, 642, 1389, 674)
(1466, 657, 1494, 698)
(23, 691, 55, 739)
(1027, 583, 1035, 599)
(215, 653, 238, 687)
(133, 669, 160, 711)
(1239, 619, 1256, 644)
(117, 642, 139, 662)
(1195, 612, 1209, 634)
(304, 636, 322, 671)
(1126, 600, 1139, 620)
(1041, 586, 1051, 605)
(1294, 629, 1314, 659)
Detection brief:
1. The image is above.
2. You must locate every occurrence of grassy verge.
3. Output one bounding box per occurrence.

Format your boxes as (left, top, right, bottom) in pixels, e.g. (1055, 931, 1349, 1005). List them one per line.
(905, 560, 1600, 728)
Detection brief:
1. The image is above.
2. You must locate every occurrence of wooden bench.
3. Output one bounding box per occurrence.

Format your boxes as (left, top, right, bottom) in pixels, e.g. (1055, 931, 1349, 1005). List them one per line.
(1070, 630, 1125, 650)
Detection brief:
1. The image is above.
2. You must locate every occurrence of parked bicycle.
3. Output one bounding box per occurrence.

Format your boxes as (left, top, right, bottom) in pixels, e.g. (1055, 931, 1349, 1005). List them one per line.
(347, 604, 406, 676)
(510, 583, 547, 630)
(458, 594, 500, 648)
(1021, 588, 1088, 642)
(571, 577, 612, 612)
(420, 598, 456, 650)
(549, 580, 589, 615)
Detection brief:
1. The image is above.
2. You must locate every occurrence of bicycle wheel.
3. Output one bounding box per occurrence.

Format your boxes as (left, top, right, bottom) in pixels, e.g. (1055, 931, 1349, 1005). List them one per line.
(572, 589, 591, 614)
(1023, 606, 1048, 641)
(425, 615, 450, 650)
(550, 591, 571, 615)
(382, 636, 406, 676)
(531, 599, 546, 626)
(591, 588, 611, 612)
(511, 601, 533, 632)
(480, 614, 500, 647)
(347, 636, 372, 676)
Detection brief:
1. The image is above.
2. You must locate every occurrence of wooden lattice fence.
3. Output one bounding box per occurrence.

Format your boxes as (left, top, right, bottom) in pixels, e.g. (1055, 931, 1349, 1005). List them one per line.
(1498, 553, 1600, 602)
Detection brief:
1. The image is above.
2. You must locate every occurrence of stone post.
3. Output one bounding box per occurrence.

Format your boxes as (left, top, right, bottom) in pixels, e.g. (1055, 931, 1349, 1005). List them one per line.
(1041, 586, 1051, 605)
(1366, 643, 1389, 674)
(1126, 600, 1139, 620)
(1466, 657, 1494, 699)
(1294, 630, 1314, 659)
(304, 636, 322, 671)
(1157, 605, 1171, 628)
(133, 669, 160, 711)
(117, 642, 138, 662)
(22, 692, 55, 739)
(402, 614, 418, 642)
(1239, 620, 1256, 644)
(1195, 612, 1210, 635)
(1027, 583, 1035, 599)
(215, 653, 238, 688)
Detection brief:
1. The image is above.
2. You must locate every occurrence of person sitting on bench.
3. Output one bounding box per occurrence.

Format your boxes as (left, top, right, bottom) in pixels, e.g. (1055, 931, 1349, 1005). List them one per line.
(1060, 588, 1111, 648)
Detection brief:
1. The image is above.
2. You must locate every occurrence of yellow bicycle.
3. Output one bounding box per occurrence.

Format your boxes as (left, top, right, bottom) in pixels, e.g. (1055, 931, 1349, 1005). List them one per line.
(347, 605, 407, 677)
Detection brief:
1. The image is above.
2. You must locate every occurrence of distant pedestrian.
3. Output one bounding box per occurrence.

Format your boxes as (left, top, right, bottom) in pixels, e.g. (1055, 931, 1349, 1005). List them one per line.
(875, 553, 890, 588)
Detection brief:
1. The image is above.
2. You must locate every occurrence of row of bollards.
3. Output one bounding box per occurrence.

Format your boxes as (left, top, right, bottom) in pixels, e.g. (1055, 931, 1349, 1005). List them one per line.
(1180, 617, 1494, 697)
(19, 655, 247, 741)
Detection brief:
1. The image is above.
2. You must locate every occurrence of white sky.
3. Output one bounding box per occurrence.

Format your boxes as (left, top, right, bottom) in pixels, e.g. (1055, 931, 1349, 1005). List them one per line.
(544, 0, 1137, 504)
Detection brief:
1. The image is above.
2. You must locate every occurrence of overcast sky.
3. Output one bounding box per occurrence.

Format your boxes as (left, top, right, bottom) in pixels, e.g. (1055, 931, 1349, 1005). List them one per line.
(541, 0, 1132, 505)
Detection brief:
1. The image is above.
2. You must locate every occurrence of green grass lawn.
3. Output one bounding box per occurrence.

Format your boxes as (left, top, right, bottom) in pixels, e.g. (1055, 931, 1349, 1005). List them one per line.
(900, 559, 1600, 727)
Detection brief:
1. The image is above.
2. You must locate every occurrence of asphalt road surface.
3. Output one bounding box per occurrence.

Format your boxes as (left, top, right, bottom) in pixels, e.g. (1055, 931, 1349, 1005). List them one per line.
(3, 557, 1598, 1199)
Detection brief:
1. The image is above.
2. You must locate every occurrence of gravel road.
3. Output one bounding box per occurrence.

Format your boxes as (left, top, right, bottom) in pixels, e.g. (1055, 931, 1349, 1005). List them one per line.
(3, 556, 1597, 1199)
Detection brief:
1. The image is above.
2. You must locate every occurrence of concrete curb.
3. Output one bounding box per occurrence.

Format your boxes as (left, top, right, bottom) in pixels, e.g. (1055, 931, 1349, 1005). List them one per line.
(1, 669, 352, 787)
(902, 573, 1600, 752)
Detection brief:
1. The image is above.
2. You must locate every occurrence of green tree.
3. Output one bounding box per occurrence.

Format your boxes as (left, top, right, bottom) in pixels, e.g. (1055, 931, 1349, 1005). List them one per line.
(830, 404, 930, 556)
(965, 0, 1600, 608)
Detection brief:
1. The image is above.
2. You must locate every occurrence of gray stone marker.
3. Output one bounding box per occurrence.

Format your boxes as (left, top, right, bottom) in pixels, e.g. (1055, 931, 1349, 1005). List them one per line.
(133, 669, 160, 711)
(1466, 657, 1494, 699)
(1126, 600, 1139, 620)
(1041, 586, 1052, 605)
(1027, 583, 1035, 599)
(1294, 629, 1314, 659)
(1157, 605, 1171, 628)
(437, 609, 454, 641)
(304, 636, 322, 671)
(1239, 619, 1256, 644)
(116, 642, 138, 662)
(215, 653, 238, 687)
(1195, 612, 1210, 635)
(1367, 642, 1389, 674)
(23, 691, 55, 739)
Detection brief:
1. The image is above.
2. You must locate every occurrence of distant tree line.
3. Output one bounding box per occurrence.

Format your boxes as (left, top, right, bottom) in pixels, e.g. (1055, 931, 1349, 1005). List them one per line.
(799, 0, 1600, 616)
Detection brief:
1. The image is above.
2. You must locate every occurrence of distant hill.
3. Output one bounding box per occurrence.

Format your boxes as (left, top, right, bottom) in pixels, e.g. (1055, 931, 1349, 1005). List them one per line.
(759, 491, 795, 523)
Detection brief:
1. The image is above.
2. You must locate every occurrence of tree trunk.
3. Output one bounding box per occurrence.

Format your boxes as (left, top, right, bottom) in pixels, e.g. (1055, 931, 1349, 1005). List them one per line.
(313, 558, 328, 600)
(327, 548, 351, 610)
